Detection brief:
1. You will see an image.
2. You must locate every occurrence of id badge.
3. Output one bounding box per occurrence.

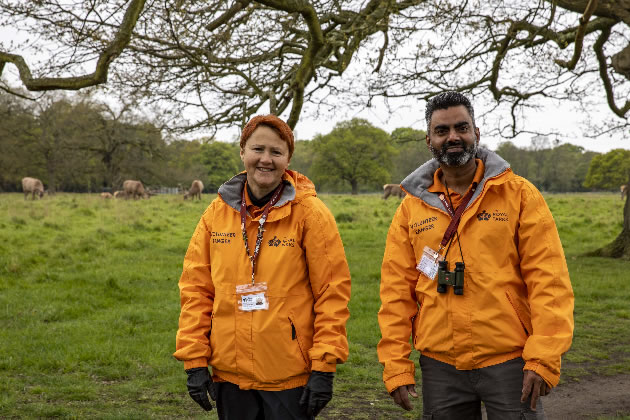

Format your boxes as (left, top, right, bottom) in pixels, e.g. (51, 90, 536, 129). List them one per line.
(416, 246, 443, 280)
(236, 282, 269, 312)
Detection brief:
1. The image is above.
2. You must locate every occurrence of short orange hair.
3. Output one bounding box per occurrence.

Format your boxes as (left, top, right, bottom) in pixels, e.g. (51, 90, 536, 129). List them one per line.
(240, 115, 295, 158)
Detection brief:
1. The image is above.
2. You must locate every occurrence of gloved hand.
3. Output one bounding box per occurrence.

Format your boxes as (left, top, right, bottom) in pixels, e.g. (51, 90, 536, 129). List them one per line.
(299, 371, 334, 417)
(185, 367, 217, 411)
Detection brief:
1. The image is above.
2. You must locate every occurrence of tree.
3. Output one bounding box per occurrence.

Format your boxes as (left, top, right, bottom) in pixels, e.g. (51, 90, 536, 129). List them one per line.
(0, 0, 421, 131)
(495, 141, 533, 179)
(0, 93, 38, 191)
(365, 1, 630, 137)
(201, 140, 243, 191)
(583, 149, 630, 258)
(164, 139, 209, 191)
(72, 100, 165, 189)
(2, 1, 629, 133)
(310, 119, 395, 194)
(289, 139, 316, 179)
(543, 143, 595, 192)
(0, 94, 168, 192)
(583, 149, 630, 190)
(495, 140, 598, 192)
(0, 96, 78, 193)
(389, 127, 431, 183)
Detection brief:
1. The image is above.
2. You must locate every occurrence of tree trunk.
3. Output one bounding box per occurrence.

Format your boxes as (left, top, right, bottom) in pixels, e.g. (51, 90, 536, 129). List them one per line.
(351, 180, 358, 195)
(586, 172, 630, 259)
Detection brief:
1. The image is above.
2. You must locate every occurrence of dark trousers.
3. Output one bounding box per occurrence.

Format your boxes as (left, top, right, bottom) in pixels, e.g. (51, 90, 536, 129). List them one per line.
(216, 381, 310, 420)
(420, 355, 546, 420)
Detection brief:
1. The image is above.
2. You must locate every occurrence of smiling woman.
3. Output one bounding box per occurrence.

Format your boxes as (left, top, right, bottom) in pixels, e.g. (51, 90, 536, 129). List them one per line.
(174, 114, 352, 419)
(239, 120, 291, 200)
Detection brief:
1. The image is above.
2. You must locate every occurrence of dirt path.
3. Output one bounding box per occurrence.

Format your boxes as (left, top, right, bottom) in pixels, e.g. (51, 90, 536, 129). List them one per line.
(479, 374, 630, 419)
(329, 374, 630, 419)
(542, 374, 630, 419)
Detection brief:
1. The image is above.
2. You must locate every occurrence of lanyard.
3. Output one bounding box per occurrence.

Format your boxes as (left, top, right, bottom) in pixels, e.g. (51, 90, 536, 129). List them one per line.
(437, 182, 477, 252)
(240, 182, 285, 284)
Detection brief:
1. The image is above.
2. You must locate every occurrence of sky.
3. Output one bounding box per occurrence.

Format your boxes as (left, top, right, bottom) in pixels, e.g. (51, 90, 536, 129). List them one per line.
(1, 26, 628, 154)
(208, 94, 628, 154)
(296, 99, 630, 153)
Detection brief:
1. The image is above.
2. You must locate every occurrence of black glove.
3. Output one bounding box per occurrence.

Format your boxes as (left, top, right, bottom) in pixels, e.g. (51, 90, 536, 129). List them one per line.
(185, 367, 217, 411)
(299, 371, 334, 417)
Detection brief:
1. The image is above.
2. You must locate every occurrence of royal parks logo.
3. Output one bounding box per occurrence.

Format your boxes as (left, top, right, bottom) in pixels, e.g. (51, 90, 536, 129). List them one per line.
(477, 209, 509, 222)
(477, 210, 491, 221)
(268, 235, 296, 247)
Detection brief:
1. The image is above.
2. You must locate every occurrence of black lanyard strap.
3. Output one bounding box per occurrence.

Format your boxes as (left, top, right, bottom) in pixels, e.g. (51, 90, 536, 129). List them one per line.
(240, 182, 285, 284)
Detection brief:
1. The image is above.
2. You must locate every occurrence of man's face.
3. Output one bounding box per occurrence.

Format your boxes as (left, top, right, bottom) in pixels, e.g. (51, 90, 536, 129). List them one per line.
(426, 105, 480, 167)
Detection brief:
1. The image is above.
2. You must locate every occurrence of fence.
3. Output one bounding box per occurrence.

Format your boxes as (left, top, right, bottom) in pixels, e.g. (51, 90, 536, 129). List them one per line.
(154, 187, 180, 195)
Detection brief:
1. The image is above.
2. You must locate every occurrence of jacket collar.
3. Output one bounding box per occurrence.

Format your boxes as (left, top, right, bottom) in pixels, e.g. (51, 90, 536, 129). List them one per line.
(218, 171, 297, 213)
(401, 147, 511, 210)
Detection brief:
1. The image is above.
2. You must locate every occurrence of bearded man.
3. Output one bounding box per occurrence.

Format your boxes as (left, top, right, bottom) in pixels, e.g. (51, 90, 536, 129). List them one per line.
(377, 91, 574, 420)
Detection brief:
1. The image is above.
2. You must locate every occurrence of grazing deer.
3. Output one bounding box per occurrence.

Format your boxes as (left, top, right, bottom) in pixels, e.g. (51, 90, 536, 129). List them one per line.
(383, 184, 405, 200)
(184, 180, 204, 200)
(21, 177, 45, 200)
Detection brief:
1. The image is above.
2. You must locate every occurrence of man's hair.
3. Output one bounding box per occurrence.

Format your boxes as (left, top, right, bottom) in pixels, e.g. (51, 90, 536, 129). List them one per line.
(240, 114, 295, 158)
(425, 91, 476, 130)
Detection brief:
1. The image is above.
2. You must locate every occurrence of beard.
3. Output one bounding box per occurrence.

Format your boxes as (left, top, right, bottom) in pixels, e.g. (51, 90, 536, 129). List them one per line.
(429, 140, 478, 167)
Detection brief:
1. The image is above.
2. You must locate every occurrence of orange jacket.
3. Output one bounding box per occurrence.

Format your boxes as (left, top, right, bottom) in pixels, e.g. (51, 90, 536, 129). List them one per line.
(378, 149, 574, 393)
(174, 170, 351, 390)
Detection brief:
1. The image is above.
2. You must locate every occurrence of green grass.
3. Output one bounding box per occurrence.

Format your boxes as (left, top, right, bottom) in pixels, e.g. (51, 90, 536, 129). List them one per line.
(0, 192, 628, 419)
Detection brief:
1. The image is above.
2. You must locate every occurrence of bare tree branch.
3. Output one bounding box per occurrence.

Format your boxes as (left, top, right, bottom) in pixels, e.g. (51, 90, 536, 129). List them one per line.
(555, 0, 599, 69)
(0, 0, 146, 91)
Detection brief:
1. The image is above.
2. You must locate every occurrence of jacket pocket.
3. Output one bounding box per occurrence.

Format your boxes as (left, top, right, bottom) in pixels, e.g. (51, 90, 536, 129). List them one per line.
(289, 315, 311, 369)
(506, 289, 533, 336)
(209, 304, 236, 371)
(412, 297, 424, 347)
(207, 311, 214, 343)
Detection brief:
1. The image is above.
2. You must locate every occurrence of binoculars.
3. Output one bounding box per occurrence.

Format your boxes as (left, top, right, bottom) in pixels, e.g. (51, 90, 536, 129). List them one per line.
(437, 260, 465, 295)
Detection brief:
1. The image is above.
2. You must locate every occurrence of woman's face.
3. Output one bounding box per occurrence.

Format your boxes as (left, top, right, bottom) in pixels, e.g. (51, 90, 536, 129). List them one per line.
(240, 125, 290, 199)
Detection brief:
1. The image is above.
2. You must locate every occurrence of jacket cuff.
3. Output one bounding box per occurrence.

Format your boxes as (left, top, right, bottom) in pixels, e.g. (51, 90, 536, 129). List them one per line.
(183, 358, 208, 370)
(384, 372, 416, 394)
(524, 361, 559, 388)
(311, 360, 336, 373)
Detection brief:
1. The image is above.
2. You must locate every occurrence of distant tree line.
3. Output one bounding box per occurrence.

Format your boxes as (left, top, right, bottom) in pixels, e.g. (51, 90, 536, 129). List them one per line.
(1, 95, 626, 195)
(296, 120, 624, 195)
(0, 94, 242, 193)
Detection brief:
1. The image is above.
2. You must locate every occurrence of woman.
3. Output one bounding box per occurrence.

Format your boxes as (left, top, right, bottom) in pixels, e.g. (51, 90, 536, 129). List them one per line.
(174, 115, 352, 419)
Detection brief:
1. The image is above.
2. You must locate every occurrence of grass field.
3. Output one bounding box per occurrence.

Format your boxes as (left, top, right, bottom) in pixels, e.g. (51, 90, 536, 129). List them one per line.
(0, 192, 628, 419)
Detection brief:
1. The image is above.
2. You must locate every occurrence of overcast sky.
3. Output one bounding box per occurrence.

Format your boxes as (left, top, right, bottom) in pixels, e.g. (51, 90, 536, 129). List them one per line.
(1, 26, 627, 154)
(215, 94, 628, 154)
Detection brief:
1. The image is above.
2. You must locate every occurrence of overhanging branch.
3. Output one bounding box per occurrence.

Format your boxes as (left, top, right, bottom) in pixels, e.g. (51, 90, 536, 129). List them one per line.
(0, 0, 146, 91)
(555, 0, 599, 69)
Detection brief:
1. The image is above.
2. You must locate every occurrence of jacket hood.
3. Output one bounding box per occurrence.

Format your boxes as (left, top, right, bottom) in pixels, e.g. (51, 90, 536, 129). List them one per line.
(218, 169, 316, 212)
(400, 147, 511, 211)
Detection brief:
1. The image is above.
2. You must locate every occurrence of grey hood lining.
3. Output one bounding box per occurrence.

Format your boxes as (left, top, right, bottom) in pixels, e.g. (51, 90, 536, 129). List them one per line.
(218, 173, 296, 212)
(400, 147, 510, 212)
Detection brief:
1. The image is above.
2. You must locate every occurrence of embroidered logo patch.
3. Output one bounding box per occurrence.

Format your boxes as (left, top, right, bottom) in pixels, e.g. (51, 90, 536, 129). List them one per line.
(477, 210, 509, 222)
(267, 235, 296, 247)
(477, 210, 491, 221)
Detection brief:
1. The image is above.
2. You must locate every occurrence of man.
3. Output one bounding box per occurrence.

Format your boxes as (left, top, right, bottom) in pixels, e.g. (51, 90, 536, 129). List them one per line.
(377, 91, 574, 419)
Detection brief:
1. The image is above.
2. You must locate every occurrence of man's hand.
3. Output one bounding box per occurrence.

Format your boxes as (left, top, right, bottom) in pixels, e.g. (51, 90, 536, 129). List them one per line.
(299, 371, 334, 417)
(390, 384, 418, 411)
(521, 370, 550, 410)
(185, 367, 217, 411)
